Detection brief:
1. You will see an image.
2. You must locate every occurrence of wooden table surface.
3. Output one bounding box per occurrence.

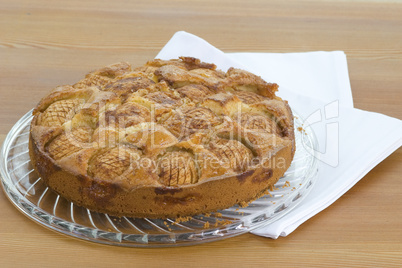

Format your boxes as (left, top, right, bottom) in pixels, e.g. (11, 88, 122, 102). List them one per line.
(1, 0, 401, 267)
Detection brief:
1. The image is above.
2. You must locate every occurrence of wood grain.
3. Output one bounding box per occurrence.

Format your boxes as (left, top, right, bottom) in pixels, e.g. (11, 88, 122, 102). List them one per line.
(0, 0, 401, 267)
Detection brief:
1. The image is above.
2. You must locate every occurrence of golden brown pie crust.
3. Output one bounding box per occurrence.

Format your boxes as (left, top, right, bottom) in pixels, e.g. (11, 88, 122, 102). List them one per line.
(29, 57, 295, 219)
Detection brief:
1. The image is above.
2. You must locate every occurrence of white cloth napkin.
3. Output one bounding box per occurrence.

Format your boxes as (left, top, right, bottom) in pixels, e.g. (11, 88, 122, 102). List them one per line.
(156, 31, 402, 238)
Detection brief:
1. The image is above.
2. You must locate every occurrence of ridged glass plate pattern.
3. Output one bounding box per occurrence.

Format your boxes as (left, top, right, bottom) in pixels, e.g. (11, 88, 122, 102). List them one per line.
(1, 110, 318, 247)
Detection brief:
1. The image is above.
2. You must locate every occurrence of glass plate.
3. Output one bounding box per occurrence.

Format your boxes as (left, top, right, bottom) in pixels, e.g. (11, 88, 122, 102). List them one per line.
(0, 110, 318, 247)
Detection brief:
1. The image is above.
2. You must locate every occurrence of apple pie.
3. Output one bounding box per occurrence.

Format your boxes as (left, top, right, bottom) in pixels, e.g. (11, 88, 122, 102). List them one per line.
(29, 57, 295, 218)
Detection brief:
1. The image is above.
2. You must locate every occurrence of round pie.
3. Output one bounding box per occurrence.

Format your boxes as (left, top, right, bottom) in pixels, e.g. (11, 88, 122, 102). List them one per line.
(29, 57, 295, 219)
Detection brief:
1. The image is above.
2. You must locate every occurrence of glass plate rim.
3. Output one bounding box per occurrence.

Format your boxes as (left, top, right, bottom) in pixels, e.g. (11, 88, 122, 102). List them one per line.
(0, 109, 319, 247)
